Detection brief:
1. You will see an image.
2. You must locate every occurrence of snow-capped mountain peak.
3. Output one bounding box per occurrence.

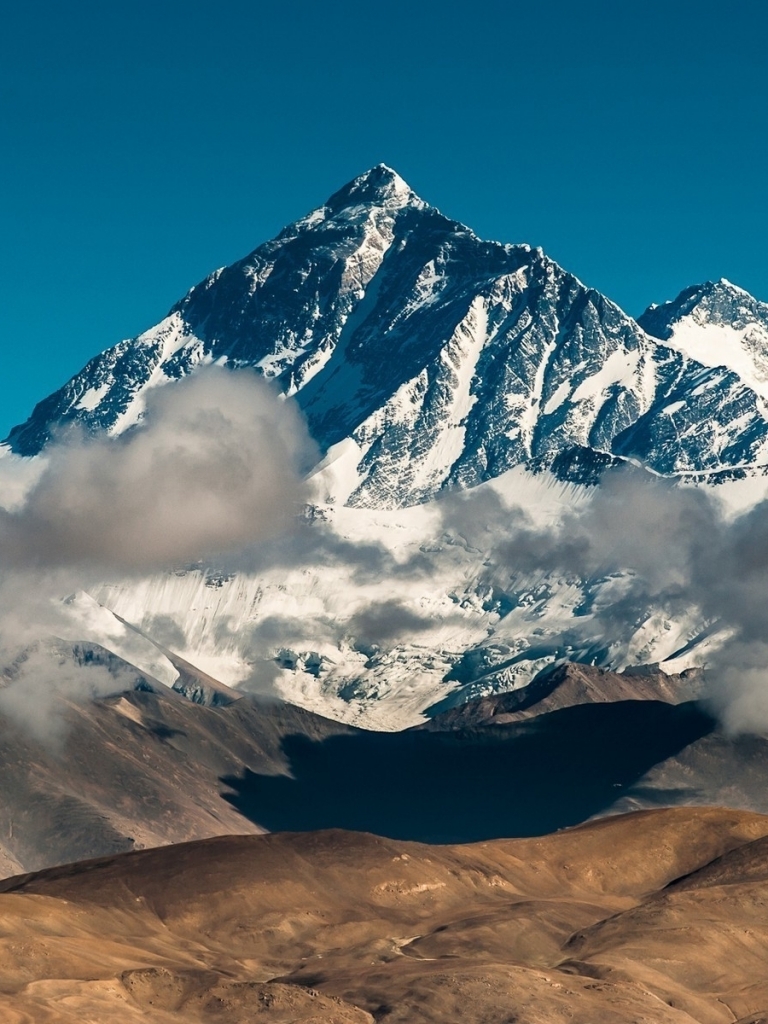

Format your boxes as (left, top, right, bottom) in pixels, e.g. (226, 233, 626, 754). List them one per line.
(323, 163, 425, 213)
(6, 168, 768, 728)
(640, 278, 764, 333)
(7, 169, 768, 502)
(638, 279, 768, 400)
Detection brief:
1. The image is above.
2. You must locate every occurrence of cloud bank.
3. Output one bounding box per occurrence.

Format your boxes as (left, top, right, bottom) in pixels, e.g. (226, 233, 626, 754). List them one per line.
(3, 365, 768, 738)
(0, 368, 315, 736)
(0, 368, 315, 572)
(440, 469, 768, 734)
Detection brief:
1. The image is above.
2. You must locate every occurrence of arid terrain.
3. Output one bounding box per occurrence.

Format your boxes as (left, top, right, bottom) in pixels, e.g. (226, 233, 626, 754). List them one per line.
(4, 659, 768, 874)
(5, 657, 768, 1021)
(1, 806, 768, 1022)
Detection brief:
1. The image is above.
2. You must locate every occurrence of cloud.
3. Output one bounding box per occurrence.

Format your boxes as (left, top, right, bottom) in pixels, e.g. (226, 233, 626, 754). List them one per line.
(346, 599, 435, 647)
(434, 468, 768, 734)
(6, 366, 768, 741)
(0, 367, 316, 573)
(0, 450, 47, 512)
(141, 614, 188, 652)
(0, 642, 145, 746)
(0, 368, 316, 739)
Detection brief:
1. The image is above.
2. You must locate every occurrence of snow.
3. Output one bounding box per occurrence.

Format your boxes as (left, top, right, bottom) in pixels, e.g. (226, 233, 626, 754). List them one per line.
(67, 470, 539, 727)
(699, 469, 768, 517)
(56, 591, 179, 688)
(309, 437, 366, 505)
(75, 382, 111, 411)
(571, 348, 639, 404)
(9, 168, 768, 728)
(360, 295, 489, 501)
(665, 319, 768, 400)
(110, 314, 208, 434)
(79, 466, 708, 733)
(662, 401, 686, 416)
(717, 277, 752, 297)
(521, 335, 558, 456)
(542, 380, 571, 416)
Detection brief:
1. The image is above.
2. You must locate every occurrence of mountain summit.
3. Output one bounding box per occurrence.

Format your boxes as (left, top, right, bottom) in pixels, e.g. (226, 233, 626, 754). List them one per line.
(324, 162, 424, 212)
(639, 279, 768, 401)
(7, 166, 768, 505)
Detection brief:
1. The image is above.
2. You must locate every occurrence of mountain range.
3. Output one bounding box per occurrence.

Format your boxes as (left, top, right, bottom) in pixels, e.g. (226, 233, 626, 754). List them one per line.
(9, 165, 768, 498)
(4, 165, 768, 727)
(4, 166, 768, 1022)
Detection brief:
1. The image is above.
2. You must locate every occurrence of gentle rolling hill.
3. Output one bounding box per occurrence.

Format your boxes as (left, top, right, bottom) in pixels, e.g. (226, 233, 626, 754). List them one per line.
(1, 806, 768, 1022)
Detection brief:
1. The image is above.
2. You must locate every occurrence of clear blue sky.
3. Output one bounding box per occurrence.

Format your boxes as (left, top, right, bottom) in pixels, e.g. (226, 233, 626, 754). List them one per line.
(1, 0, 766, 438)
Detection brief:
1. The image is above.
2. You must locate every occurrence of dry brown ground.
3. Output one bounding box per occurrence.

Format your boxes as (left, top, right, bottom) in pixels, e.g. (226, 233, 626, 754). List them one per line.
(0, 685, 353, 873)
(1, 807, 768, 1022)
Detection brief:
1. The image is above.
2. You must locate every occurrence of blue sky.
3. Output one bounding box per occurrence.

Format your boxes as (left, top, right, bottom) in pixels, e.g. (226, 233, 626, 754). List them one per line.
(1, 0, 766, 437)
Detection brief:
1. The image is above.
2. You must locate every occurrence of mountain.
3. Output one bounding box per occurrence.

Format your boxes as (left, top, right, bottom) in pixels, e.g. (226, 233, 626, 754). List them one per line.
(421, 661, 704, 727)
(0, 650, 352, 874)
(5, 166, 768, 728)
(8, 166, 768, 504)
(639, 278, 768, 400)
(73, 472, 719, 730)
(4, 654, 768, 875)
(3, 806, 768, 1022)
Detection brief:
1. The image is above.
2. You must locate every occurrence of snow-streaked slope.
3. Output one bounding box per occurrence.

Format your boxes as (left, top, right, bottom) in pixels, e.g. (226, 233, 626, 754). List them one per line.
(55, 591, 180, 688)
(6, 168, 768, 729)
(615, 279, 768, 478)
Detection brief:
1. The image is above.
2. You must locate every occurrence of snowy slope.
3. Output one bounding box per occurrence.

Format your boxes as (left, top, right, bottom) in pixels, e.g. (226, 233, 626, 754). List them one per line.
(51, 465, 710, 731)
